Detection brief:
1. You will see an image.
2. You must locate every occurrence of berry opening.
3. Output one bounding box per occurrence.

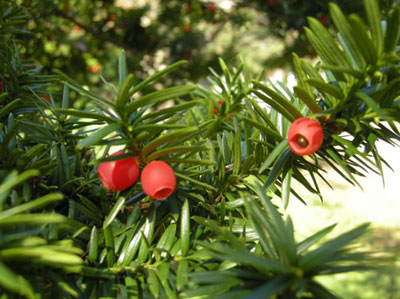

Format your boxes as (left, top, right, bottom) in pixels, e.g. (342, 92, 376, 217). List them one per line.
(153, 187, 173, 200)
(296, 134, 309, 148)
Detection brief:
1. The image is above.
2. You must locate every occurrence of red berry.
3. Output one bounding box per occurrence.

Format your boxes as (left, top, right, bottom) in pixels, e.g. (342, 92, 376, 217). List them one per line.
(24, 1, 30, 7)
(185, 7, 191, 14)
(91, 65, 100, 73)
(97, 152, 140, 191)
(183, 25, 191, 32)
(209, 4, 216, 12)
(267, 0, 275, 6)
(287, 118, 323, 156)
(214, 100, 222, 115)
(141, 161, 176, 200)
(320, 15, 328, 25)
(73, 25, 80, 32)
(41, 95, 51, 103)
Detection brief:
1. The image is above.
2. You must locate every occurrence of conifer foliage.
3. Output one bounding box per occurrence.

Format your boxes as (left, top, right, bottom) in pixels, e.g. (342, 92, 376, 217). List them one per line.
(0, 0, 399, 298)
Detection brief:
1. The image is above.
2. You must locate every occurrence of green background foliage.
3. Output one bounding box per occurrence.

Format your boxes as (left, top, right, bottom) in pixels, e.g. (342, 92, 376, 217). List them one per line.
(16, 0, 396, 87)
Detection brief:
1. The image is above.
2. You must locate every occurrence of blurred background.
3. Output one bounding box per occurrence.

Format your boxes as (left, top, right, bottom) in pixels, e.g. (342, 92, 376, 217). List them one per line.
(21, 0, 395, 102)
(15, 0, 400, 297)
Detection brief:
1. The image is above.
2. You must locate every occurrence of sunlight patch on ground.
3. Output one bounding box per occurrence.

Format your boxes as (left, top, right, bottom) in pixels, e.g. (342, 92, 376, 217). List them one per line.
(285, 139, 400, 239)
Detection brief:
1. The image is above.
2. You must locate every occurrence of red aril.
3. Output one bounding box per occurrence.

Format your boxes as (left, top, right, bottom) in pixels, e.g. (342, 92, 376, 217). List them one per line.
(41, 95, 51, 103)
(287, 118, 324, 156)
(97, 151, 140, 191)
(214, 100, 222, 115)
(141, 161, 176, 200)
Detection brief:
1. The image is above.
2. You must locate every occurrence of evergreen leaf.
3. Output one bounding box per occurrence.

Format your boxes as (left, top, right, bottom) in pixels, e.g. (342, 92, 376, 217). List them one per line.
(129, 60, 188, 96)
(384, 6, 400, 52)
(180, 199, 190, 256)
(77, 123, 120, 148)
(118, 50, 128, 88)
(363, 0, 383, 54)
(103, 196, 126, 229)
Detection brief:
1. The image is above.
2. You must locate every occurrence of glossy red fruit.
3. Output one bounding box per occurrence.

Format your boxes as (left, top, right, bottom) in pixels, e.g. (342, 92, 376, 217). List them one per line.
(183, 25, 191, 32)
(97, 152, 140, 191)
(287, 118, 323, 156)
(209, 3, 216, 11)
(141, 161, 176, 200)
